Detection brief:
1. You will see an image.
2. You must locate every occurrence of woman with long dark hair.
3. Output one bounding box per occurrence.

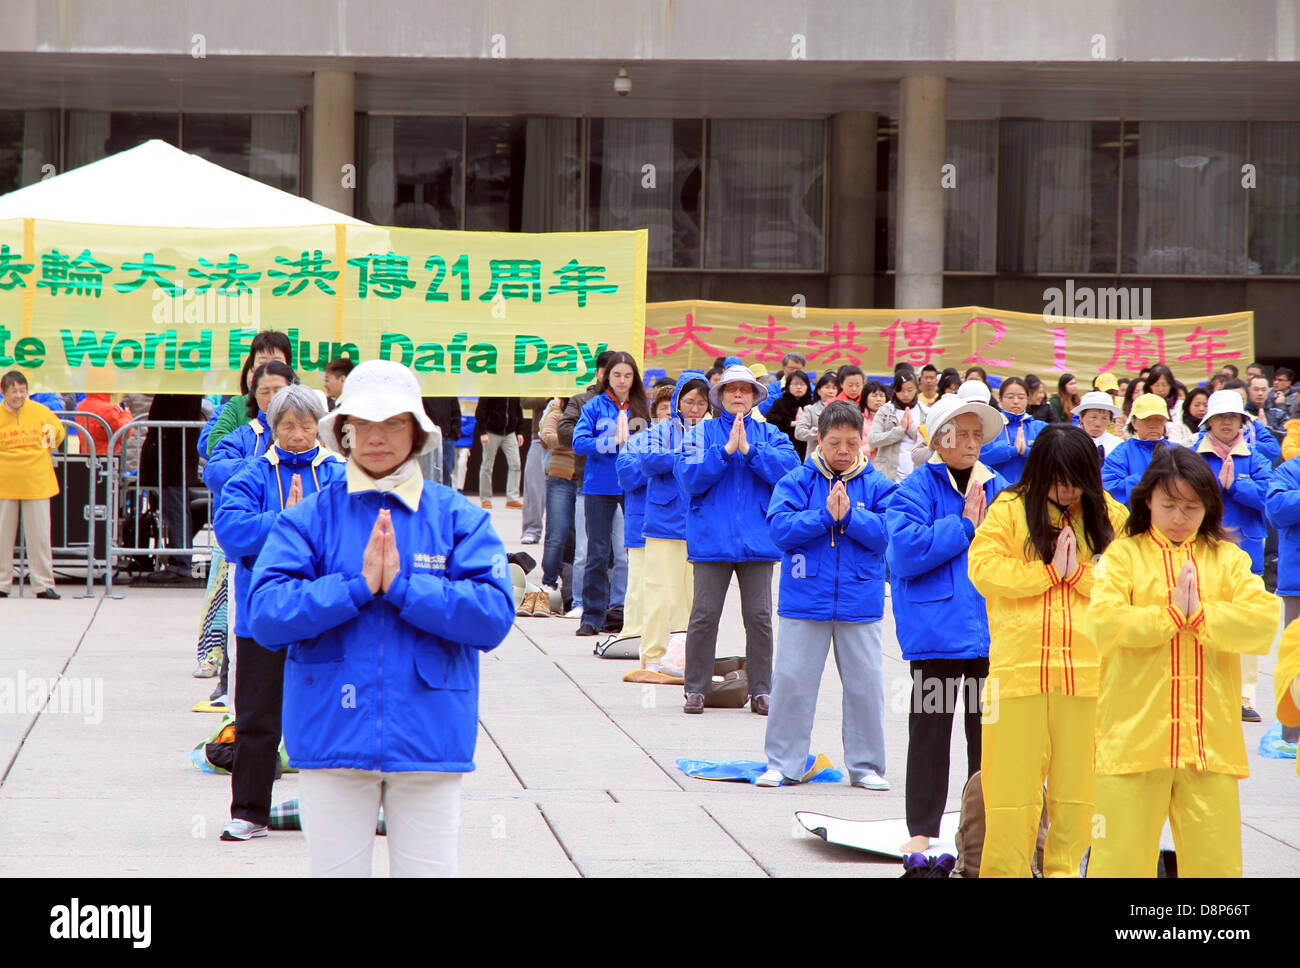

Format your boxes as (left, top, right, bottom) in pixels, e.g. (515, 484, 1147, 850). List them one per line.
(1181, 385, 1211, 439)
(794, 371, 839, 449)
(1085, 447, 1275, 877)
(571, 350, 651, 636)
(868, 371, 920, 482)
(1048, 373, 1081, 423)
(764, 369, 812, 459)
(968, 425, 1128, 876)
(1024, 375, 1055, 423)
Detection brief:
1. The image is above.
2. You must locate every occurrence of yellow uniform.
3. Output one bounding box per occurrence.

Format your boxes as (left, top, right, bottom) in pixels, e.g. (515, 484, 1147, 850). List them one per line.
(1085, 528, 1276, 877)
(1275, 619, 1300, 779)
(1283, 419, 1300, 462)
(968, 490, 1128, 877)
(0, 399, 66, 500)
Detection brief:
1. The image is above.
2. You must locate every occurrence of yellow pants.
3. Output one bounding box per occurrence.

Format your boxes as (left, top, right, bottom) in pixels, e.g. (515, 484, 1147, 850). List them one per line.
(1241, 654, 1258, 702)
(1090, 768, 1241, 877)
(640, 537, 693, 665)
(980, 692, 1096, 878)
(622, 546, 645, 640)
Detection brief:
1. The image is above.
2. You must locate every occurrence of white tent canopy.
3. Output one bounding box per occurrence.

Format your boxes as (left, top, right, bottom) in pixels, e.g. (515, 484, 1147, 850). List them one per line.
(0, 139, 365, 228)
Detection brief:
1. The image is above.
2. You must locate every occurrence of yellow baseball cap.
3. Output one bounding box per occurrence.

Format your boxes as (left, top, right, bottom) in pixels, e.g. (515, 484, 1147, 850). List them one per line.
(1094, 372, 1119, 394)
(749, 363, 769, 379)
(1129, 393, 1169, 422)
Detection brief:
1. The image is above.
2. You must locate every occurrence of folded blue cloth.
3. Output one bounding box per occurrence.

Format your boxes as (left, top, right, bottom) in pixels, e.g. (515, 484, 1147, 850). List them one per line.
(676, 755, 843, 784)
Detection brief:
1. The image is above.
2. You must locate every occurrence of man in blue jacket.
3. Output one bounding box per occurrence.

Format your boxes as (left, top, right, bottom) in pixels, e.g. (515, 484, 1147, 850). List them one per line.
(674, 364, 800, 715)
(758, 401, 897, 789)
(887, 394, 1009, 853)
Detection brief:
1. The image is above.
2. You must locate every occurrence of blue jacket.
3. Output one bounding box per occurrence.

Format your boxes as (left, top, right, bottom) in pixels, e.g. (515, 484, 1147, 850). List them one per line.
(673, 408, 801, 562)
(1101, 437, 1176, 507)
(197, 410, 221, 460)
(1247, 420, 1281, 464)
(247, 472, 515, 772)
(213, 446, 346, 637)
(618, 371, 705, 543)
(572, 391, 635, 496)
(615, 429, 649, 549)
(1267, 455, 1300, 596)
(979, 410, 1047, 483)
(1194, 432, 1271, 574)
(886, 458, 1009, 660)
(766, 455, 896, 622)
(203, 412, 272, 506)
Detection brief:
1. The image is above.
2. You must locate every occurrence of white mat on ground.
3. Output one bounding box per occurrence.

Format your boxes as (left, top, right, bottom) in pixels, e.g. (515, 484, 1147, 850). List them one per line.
(795, 811, 959, 859)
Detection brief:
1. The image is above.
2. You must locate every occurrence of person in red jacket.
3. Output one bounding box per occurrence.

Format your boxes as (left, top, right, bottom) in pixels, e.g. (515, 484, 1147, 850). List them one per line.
(73, 393, 134, 457)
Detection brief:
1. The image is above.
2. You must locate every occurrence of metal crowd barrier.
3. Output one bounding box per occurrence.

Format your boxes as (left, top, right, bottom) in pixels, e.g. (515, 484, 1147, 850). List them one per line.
(103, 418, 212, 599)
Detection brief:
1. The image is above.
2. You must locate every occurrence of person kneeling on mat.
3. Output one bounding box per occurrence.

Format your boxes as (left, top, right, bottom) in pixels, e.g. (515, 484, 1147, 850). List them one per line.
(758, 401, 897, 789)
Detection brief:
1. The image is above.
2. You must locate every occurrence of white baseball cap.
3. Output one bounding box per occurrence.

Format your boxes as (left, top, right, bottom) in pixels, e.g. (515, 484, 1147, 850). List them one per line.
(317, 360, 437, 455)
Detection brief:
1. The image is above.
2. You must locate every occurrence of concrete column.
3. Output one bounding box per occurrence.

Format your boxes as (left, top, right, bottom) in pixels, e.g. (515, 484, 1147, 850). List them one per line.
(895, 75, 946, 309)
(827, 111, 877, 309)
(310, 71, 355, 216)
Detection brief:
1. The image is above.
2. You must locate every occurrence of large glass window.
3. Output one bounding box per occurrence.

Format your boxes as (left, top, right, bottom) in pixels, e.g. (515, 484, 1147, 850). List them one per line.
(1123, 121, 1247, 274)
(183, 113, 299, 193)
(465, 118, 526, 231)
(588, 118, 702, 268)
(704, 119, 824, 270)
(0, 110, 59, 193)
(997, 121, 1120, 273)
(1249, 122, 1300, 275)
(944, 120, 997, 272)
(65, 111, 179, 171)
(356, 115, 461, 228)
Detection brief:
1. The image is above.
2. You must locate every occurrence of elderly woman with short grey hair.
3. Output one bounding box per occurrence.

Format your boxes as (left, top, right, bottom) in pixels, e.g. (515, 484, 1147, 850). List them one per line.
(211, 383, 345, 843)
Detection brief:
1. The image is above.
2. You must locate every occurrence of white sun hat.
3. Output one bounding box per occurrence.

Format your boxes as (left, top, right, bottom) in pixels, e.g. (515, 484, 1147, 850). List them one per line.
(924, 394, 1004, 447)
(1199, 388, 1250, 429)
(708, 364, 769, 410)
(316, 360, 437, 455)
(1072, 390, 1122, 420)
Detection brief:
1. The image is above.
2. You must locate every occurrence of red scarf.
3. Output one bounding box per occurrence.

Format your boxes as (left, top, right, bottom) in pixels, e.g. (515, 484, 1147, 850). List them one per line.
(1208, 430, 1243, 462)
(605, 389, 630, 412)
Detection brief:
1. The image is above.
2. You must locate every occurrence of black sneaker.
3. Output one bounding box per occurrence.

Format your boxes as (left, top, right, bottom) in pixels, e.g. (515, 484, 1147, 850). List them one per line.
(576, 624, 600, 637)
(35, 589, 61, 600)
(1242, 702, 1262, 723)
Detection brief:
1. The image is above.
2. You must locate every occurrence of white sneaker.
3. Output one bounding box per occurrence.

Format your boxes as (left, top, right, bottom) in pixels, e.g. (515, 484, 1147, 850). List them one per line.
(756, 768, 786, 788)
(220, 818, 268, 841)
(853, 771, 890, 791)
(563, 605, 583, 619)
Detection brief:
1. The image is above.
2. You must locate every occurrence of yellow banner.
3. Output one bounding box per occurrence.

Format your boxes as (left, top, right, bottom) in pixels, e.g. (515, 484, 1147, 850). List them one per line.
(643, 300, 1254, 383)
(0, 219, 647, 394)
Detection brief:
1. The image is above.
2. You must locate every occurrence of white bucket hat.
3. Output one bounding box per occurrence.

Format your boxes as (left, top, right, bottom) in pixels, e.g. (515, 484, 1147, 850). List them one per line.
(1072, 390, 1122, 420)
(957, 380, 992, 404)
(317, 360, 437, 455)
(1199, 389, 1250, 429)
(708, 364, 768, 411)
(924, 394, 1004, 448)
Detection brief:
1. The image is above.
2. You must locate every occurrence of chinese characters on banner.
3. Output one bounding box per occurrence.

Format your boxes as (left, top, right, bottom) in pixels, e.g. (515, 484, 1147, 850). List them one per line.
(0, 219, 648, 394)
(644, 301, 1253, 382)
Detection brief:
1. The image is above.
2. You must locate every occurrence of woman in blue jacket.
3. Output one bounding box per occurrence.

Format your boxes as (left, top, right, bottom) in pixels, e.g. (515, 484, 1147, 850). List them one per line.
(571, 351, 651, 637)
(1102, 393, 1177, 507)
(760, 401, 897, 790)
(616, 372, 709, 674)
(212, 384, 344, 842)
(980, 377, 1047, 483)
(203, 361, 297, 506)
(673, 365, 800, 715)
(887, 394, 1009, 853)
(247, 361, 514, 877)
(1195, 389, 1275, 724)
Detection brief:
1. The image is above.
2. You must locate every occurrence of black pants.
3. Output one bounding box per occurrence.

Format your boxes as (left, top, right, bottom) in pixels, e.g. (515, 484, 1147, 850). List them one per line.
(905, 656, 988, 838)
(229, 635, 286, 827)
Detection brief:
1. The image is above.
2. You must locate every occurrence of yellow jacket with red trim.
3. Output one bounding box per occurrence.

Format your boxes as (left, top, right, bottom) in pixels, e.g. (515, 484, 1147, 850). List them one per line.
(968, 489, 1129, 701)
(1275, 618, 1300, 779)
(0, 399, 66, 500)
(1086, 528, 1277, 778)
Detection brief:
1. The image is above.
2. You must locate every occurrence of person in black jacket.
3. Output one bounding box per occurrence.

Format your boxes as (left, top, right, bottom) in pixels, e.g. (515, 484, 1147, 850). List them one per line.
(423, 397, 462, 487)
(474, 397, 523, 508)
(763, 369, 812, 460)
(138, 393, 205, 582)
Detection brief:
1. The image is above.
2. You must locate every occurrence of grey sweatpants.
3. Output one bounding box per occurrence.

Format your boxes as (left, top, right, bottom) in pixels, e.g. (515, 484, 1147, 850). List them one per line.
(684, 560, 774, 699)
(763, 617, 886, 783)
(521, 437, 546, 540)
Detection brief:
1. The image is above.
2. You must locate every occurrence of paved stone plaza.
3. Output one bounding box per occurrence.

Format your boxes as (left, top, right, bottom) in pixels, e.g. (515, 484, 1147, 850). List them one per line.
(2, 507, 1297, 877)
